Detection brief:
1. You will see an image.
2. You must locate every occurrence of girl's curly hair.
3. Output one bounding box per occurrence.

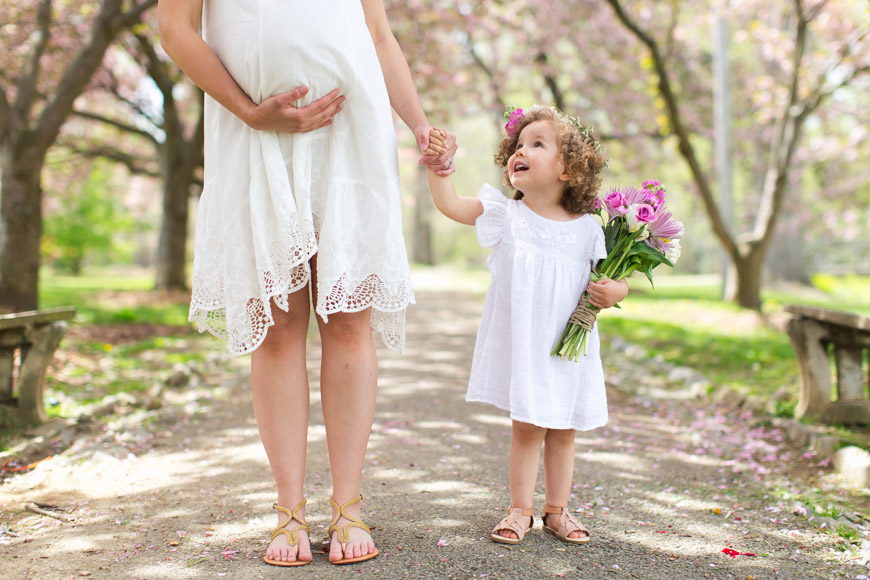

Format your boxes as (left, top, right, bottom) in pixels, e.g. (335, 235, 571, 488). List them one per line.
(494, 107, 606, 215)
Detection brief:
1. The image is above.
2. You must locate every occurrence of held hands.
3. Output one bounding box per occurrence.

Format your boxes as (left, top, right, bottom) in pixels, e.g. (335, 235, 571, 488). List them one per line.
(246, 86, 345, 133)
(586, 278, 629, 309)
(416, 125, 457, 176)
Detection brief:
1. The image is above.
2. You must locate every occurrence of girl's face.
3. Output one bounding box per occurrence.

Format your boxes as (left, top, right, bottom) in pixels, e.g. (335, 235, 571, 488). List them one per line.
(507, 120, 570, 194)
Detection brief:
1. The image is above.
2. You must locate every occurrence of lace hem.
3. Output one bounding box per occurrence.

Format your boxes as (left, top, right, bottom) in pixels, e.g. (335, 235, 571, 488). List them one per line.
(189, 270, 415, 356)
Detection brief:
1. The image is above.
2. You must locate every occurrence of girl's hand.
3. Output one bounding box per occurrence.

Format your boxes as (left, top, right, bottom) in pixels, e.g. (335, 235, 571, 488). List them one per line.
(587, 278, 629, 309)
(247, 86, 345, 133)
(414, 124, 458, 176)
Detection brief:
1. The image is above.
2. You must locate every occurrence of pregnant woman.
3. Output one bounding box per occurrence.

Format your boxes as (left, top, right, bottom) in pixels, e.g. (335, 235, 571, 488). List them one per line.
(158, 0, 455, 566)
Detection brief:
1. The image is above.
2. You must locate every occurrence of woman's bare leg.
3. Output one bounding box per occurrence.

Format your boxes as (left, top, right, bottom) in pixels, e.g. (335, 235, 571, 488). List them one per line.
(310, 261, 379, 561)
(252, 290, 313, 564)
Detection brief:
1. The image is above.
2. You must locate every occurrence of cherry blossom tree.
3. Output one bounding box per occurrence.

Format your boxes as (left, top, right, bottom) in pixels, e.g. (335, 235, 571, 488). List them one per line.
(600, 0, 870, 309)
(0, 0, 156, 311)
(65, 21, 204, 290)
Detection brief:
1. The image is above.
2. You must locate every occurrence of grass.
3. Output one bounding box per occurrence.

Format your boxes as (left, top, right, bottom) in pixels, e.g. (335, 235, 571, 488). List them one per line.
(39, 268, 191, 326)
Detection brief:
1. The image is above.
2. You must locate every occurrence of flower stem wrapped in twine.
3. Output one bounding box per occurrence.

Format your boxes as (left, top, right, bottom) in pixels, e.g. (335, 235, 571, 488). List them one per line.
(552, 293, 600, 361)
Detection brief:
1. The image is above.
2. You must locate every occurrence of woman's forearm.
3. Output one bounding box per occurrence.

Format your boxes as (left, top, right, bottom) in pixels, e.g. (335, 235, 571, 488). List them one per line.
(373, 34, 429, 132)
(158, 1, 257, 126)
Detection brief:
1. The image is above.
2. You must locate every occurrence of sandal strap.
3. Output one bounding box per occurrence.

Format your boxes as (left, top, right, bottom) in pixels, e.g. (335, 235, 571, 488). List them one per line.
(492, 506, 534, 539)
(328, 495, 372, 544)
(543, 505, 588, 538)
(270, 500, 311, 546)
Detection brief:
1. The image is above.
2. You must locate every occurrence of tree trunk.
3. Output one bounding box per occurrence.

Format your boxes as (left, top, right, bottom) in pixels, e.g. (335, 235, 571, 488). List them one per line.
(728, 247, 765, 311)
(0, 142, 43, 311)
(154, 158, 192, 290)
(411, 164, 433, 265)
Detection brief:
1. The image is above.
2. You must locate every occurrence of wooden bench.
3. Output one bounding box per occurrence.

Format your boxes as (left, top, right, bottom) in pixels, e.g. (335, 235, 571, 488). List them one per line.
(0, 307, 76, 426)
(785, 304, 870, 424)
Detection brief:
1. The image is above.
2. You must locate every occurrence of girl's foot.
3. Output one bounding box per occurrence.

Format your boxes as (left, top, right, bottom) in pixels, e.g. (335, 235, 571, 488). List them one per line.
(542, 505, 590, 544)
(490, 506, 534, 544)
(328, 496, 378, 564)
(264, 501, 313, 566)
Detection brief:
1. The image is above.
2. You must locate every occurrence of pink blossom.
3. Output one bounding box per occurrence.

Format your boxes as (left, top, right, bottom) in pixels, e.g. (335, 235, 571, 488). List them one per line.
(635, 204, 655, 223)
(604, 189, 628, 215)
(504, 108, 524, 136)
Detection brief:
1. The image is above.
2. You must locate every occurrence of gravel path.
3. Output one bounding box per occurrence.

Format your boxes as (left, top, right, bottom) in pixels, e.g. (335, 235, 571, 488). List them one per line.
(1, 277, 867, 579)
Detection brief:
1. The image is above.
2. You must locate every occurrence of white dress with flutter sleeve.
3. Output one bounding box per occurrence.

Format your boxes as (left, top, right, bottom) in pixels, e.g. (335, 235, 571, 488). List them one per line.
(466, 184, 609, 431)
(189, 0, 414, 355)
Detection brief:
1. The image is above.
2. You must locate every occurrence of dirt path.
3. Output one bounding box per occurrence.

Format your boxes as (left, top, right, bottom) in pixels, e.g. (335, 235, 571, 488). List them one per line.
(1, 278, 867, 579)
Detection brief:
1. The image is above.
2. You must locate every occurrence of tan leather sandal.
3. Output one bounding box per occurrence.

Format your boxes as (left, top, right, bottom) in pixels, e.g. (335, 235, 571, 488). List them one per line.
(542, 504, 590, 544)
(490, 506, 534, 544)
(263, 499, 312, 566)
(327, 495, 379, 565)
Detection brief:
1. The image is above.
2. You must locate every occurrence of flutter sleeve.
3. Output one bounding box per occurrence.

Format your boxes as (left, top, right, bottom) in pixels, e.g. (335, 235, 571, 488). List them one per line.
(475, 183, 509, 249)
(588, 220, 608, 267)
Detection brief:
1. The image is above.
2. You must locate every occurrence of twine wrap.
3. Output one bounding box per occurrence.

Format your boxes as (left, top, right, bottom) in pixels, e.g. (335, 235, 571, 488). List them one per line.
(568, 293, 598, 330)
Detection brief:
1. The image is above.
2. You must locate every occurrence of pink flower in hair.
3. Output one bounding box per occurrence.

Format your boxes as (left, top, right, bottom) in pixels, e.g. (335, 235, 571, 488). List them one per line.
(504, 108, 525, 136)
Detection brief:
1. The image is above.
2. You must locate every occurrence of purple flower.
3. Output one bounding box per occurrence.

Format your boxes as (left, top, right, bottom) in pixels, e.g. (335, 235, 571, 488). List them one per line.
(592, 197, 603, 211)
(642, 180, 661, 189)
(504, 108, 525, 136)
(604, 189, 628, 215)
(635, 204, 655, 223)
(644, 207, 684, 255)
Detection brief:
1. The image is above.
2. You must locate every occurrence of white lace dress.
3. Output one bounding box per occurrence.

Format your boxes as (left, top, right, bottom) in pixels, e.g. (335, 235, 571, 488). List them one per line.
(190, 0, 414, 355)
(466, 184, 609, 431)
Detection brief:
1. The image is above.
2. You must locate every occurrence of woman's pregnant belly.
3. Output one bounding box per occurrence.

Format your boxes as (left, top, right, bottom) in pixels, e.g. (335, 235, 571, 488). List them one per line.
(205, 1, 366, 105)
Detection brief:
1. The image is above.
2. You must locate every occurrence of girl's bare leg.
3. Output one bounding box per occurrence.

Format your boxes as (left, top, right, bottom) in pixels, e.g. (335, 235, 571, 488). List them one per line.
(542, 428, 584, 538)
(497, 420, 547, 539)
(252, 290, 312, 564)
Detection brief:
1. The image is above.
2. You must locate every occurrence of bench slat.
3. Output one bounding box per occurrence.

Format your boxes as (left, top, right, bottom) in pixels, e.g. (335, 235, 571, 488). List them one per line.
(785, 304, 870, 331)
(0, 307, 77, 331)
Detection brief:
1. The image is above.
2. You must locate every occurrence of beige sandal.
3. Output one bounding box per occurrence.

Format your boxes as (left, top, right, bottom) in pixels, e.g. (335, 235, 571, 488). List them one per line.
(327, 495, 379, 565)
(263, 499, 312, 567)
(542, 504, 590, 544)
(490, 506, 534, 544)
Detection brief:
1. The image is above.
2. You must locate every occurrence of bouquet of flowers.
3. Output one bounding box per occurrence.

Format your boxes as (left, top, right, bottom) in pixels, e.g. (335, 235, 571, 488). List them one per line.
(552, 180, 684, 361)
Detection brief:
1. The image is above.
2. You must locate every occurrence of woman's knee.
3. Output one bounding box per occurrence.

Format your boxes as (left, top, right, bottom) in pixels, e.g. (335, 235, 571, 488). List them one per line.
(260, 303, 309, 351)
(318, 310, 372, 347)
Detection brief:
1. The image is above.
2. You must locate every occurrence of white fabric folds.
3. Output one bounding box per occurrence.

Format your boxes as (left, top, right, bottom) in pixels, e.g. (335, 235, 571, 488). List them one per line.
(466, 184, 609, 431)
(190, 0, 414, 355)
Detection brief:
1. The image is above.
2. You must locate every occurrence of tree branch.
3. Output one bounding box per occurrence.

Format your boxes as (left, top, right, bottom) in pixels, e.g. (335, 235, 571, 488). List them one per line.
(59, 141, 159, 178)
(535, 52, 565, 111)
(753, 0, 809, 243)
(603, 0, 738, 259)
(0, 84, 11, 138)
(71, 109, 160, 145)
(15, 0, 53, 121)
(33, 0, 157, 156)
(467, 39, 507, 114)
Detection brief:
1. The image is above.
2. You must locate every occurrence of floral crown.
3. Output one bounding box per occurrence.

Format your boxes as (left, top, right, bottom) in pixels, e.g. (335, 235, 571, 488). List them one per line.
(504, 105, 607, 162)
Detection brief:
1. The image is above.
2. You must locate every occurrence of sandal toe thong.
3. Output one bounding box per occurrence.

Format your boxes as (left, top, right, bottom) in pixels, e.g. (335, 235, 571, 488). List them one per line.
(327, 495, 379, 565)
(263, 499, 312, 567)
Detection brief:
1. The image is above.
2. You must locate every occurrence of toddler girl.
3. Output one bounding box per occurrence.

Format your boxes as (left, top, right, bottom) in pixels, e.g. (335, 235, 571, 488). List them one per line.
(426, 106, 627, 544)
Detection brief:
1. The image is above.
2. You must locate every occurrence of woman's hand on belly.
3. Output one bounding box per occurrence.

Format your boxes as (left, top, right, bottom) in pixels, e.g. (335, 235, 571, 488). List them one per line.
(247, 85, 345, 133)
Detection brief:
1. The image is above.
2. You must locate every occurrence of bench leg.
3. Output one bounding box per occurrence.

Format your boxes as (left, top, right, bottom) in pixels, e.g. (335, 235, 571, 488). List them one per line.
(786, 318, 832, 420)
(15, 321, 69, 426)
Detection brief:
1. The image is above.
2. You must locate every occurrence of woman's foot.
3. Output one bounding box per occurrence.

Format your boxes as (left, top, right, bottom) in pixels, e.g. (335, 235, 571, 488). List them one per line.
(490, 506, 534, 544)
(263, 501, 313, 566)
(328, 496, 378, 564)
